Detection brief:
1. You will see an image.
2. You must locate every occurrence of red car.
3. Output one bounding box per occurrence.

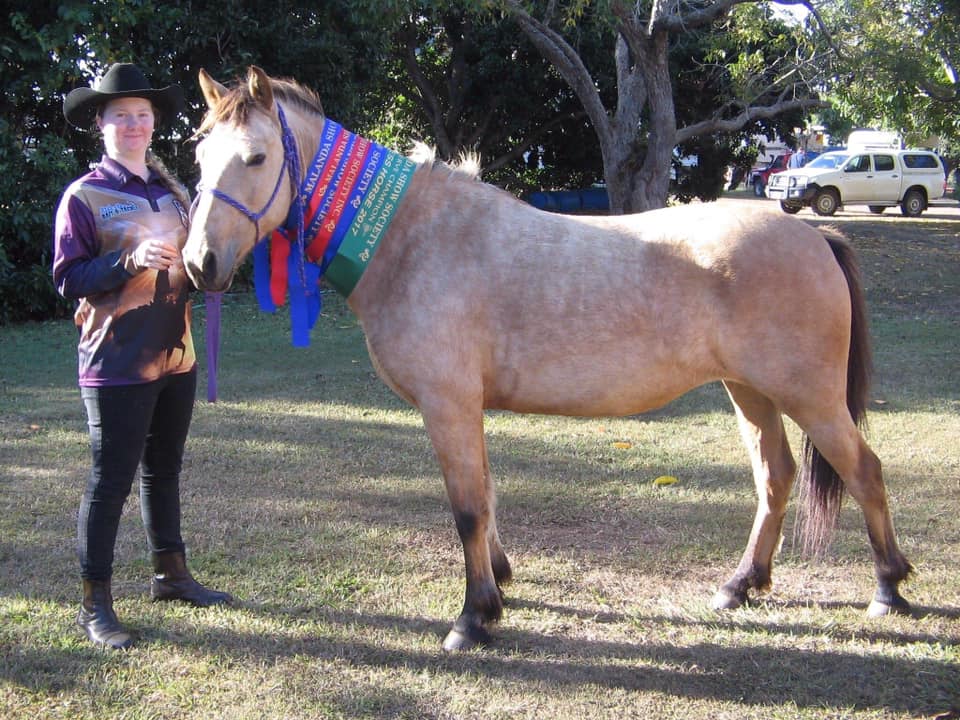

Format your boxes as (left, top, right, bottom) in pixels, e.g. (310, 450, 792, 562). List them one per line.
(749, 152, 795, 197)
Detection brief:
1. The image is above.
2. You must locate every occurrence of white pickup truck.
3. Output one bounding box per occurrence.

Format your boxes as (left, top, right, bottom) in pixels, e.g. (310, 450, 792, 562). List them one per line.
(765, 148, 946, 217)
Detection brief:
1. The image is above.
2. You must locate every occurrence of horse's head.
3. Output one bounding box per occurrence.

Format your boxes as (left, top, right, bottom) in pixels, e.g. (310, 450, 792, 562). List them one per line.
(183, 66, 294, 291)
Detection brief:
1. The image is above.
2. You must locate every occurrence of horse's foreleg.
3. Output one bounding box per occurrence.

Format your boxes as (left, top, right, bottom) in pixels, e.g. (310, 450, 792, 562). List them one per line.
(801, 417, 913, 616)
(420, 400, 504, 651)
(714, 382, 797, 610)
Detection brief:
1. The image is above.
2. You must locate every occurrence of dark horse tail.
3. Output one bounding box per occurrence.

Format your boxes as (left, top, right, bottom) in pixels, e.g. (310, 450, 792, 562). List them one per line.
(796, 228, 873, 555)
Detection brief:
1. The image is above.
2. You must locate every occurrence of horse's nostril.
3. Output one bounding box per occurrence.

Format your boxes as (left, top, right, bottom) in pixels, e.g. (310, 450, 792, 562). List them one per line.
(185, 251, 217, 289)
(201, 252, 217, 285)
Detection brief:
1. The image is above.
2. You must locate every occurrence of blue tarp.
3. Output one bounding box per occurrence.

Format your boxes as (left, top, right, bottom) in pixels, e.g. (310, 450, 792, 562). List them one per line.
(525, 188, 609, 213)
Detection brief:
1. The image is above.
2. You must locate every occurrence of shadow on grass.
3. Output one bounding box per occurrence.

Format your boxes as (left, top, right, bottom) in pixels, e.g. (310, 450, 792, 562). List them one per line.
(502, 595, 960, 643)
(7, 370, 935, 580)
(171, 602, 960, 716)
(177, 400, 945, 554)
(773, 598, 960, 622)
(5, 599, 956, 717)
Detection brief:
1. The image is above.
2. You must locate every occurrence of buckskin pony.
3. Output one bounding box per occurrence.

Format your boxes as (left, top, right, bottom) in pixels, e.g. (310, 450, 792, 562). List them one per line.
(183, 66, 913, 652)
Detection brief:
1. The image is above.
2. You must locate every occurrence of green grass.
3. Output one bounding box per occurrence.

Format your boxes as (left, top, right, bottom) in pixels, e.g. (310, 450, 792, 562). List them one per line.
(1, 210, 958, 719)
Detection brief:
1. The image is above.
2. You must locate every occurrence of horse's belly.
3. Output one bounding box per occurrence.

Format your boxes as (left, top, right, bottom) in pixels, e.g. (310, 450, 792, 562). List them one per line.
(490, 385, 700, 417)
(484, 350, 717, 417)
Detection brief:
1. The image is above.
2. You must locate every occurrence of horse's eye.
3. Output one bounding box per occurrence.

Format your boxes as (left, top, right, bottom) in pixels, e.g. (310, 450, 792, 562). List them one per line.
(245, 153, 266, 167)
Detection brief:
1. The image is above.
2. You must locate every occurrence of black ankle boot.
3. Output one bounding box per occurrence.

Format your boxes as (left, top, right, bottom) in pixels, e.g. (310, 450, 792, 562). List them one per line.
(151, 551, 233, 607)
(77, 579, 133, 650)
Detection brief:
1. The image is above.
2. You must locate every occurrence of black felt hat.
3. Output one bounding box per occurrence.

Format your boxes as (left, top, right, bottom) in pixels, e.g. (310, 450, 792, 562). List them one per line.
(63, 63, 184, 130)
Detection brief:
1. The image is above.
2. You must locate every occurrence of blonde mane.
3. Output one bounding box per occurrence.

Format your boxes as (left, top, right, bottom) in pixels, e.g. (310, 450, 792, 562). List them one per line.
(198, 76, 324, 134)
(408, 141, 481, 180)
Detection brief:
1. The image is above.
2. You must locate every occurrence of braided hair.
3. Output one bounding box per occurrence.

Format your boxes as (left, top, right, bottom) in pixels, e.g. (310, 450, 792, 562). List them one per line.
(146, 149, 191, 227)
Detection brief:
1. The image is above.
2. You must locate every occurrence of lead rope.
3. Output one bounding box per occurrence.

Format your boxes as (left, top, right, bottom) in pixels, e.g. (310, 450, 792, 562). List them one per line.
(204, 290, 221, 402)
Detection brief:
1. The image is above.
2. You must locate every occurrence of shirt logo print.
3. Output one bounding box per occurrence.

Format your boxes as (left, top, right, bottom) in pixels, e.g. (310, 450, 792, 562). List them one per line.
(99, 201, 139, 220)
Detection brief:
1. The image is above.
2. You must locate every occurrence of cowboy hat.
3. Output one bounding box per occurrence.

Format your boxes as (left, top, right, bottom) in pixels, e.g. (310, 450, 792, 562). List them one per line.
(63, 63, 184, 130)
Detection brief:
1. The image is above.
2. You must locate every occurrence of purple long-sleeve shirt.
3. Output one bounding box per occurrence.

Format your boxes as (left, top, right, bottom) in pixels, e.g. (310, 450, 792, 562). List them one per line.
(53, 157, 196, 387)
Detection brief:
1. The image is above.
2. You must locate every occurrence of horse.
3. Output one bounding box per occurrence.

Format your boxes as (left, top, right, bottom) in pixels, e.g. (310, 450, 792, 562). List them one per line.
(183, 66, 913, 652)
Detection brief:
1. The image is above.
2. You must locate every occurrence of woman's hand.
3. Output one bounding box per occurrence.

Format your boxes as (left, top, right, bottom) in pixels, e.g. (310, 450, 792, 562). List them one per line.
(126, 239, 182, 272)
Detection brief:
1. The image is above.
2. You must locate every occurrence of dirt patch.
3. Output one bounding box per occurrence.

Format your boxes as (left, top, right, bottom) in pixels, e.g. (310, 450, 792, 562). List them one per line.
(719, 198, 960, 321)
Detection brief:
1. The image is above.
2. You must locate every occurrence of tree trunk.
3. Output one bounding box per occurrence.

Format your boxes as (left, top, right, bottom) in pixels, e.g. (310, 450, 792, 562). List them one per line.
(634, 31, 675, 213)
(603, 30, 676, 214)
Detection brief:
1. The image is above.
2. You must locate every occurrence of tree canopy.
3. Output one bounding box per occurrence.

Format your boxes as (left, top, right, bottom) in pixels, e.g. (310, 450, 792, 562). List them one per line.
(374, 1, 609, 192)
(820, 0, 960, 148)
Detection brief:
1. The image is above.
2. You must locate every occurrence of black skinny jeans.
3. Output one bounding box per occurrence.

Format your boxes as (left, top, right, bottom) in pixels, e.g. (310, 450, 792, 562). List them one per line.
(78, 368, 196, 581)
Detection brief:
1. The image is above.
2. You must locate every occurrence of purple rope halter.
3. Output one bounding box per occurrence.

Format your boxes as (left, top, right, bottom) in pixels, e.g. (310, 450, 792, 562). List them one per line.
(198, 104, 304, 250)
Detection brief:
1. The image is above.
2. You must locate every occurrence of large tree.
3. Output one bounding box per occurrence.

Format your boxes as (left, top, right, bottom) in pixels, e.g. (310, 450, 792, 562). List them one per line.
(500, 0, 828, 212)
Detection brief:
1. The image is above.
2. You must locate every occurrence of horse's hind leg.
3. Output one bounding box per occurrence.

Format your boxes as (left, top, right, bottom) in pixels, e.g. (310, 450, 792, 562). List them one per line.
(797, 410, 913, 616)
(419, 397, 507, 651)
(482, 448, 512, 589)
(713, 381, 797, 610)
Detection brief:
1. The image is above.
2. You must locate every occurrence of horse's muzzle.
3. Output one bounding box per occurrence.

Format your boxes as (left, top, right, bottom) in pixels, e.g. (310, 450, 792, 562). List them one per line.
(184, 250, 224, 292)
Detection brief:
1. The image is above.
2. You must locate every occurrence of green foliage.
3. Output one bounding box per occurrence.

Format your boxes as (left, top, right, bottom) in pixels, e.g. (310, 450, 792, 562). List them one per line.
(822, 0, 960, 150)
(669, 4, 810, 201)
(817, 106, 857, 146)
(0, 123, 77, 322)
(0, 0, 389, 324)
(4, 0, 957, 322)
(671, 139, 734, 203)
(1, 3, 94, 323)
(371, 1, 612, 193)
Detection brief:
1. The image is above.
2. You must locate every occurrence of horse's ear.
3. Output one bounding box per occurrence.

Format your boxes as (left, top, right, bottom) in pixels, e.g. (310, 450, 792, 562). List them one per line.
(247, 66, 274, 110)
(198, 69, 228, 109)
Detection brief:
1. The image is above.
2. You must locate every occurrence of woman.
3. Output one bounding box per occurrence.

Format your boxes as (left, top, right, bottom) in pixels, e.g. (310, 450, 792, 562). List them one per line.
(53, 63, 231, 650)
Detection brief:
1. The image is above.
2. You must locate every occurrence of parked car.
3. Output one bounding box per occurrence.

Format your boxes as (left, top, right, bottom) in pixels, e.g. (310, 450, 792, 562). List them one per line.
(765, 149, 946, 216)
(749, 152, 793, 197)
(749, 151, 819, 197)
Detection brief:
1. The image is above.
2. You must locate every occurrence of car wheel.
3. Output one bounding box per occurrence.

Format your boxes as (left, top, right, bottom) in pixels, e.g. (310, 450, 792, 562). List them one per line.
(900, 189, 925, 217)
(779, 201, 802, 214)
(868, 206, 886, 214)
(813, 189, 839, 216)
(753, 179, 765, 197)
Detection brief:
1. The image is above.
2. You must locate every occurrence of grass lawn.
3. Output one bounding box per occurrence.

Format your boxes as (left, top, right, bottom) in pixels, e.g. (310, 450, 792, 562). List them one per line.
(1, 202, 958, 719)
